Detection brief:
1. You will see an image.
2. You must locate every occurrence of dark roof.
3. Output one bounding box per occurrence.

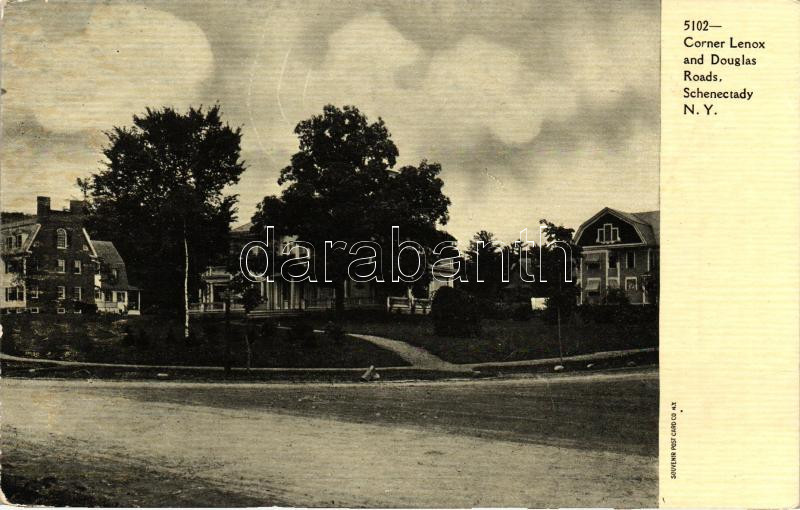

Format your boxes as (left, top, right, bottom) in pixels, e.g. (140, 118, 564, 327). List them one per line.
(630, 210, 659, 243)
(92, 240, 139, 291)
(92, 240, 125, 266)
(232, 222, 253, 233)
(576, 207, 660, 246)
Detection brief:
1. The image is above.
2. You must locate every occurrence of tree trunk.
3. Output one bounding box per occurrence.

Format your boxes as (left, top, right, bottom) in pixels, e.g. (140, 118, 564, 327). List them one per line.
(245, 330, 252, 373)
(183, 225, 190, 340)
(557, 306, 563, 363)
(334, 279, 346, 317)
(224, 291, 232, 375)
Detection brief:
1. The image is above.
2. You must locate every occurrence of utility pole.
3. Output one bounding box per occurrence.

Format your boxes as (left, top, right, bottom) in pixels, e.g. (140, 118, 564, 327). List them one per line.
(224, 289, 232, 376)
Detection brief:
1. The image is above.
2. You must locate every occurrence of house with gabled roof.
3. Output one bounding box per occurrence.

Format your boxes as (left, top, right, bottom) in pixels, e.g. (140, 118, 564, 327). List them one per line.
(1, 196, 140, 314)
(92, 240, 141, 315)
(574, 207, 659, 305)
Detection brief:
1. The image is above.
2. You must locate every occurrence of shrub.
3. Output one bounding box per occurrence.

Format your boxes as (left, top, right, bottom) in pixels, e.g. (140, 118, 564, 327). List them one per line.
(289, 320, 315, 347)
(260, 320, 278, 341)
(73, 334, 95, 356)
(202, 322, 219, 345)
(122, 324, 136, 347)
(1, 325, 19, 356)
(135, 329, 151, 349)
(430, 287, 482, 337)
(603, 288, 630, 306)
(76, 302, 98, 315)
(510, 302, 533, 321)
(324, 321, 345, 345)
(164, 328, 177, 345)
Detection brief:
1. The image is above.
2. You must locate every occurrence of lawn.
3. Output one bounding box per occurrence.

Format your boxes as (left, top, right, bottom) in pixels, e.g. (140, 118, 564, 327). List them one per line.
(310, 312, 658, 365)
(0, 315, 409, 369)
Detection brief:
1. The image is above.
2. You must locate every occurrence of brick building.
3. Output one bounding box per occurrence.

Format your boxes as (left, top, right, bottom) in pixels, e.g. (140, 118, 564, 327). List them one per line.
(1, 196, 140, 314)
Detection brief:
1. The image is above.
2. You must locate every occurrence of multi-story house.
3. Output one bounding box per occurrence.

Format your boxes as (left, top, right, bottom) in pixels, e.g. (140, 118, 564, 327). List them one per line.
(0, 196, 140, 314)
(196, 222, 452, 315)
(574, 207, 659, 305)
(195, 222, 384, 315)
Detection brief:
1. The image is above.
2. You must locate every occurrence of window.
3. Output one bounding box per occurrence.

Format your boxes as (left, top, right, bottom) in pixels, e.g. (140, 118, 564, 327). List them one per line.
(104, 291, 113, 302)
(57, 286, 66, 300)
(4, 287, 23, 301)
(625, 277, 638, 291)
(648, 250, 658, 270)
(28, 307, 39, 314)
(4, 237, 12, 250)
(626, 251, 636, 269)
(73, 287, 82, 300)
(608, 279, 619, 289)
(57, 308, 66, 314)
(116, 291, 126, 303)
(112, 268, 119, 280)
(15, 234, 23, 248)
(95, 289, 102, 300)
(73, 260, 82, 274)
(596, 224, 620, 244)
(56, 228, 68, 249)
(608, 252, 619, 269)
(57, 259, 66, 273)
(29, 286, 39, 299)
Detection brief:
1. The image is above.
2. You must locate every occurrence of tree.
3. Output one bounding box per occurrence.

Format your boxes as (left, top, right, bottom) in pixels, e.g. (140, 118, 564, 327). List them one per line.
(463, 230, 504, 301)
(539, 219, 581, 360)
(81, 105, 245, 337)
(251, 105, 451, 315)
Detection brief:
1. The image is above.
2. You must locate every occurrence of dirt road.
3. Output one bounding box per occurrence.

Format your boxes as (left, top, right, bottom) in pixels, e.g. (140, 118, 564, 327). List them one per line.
(2, 369, 658, 507)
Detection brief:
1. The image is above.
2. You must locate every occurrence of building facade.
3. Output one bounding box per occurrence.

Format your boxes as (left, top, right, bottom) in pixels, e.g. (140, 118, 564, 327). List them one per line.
(1, 197, 140, 314)
(574, 207, 659, 305)
(196, 222, 452, 315)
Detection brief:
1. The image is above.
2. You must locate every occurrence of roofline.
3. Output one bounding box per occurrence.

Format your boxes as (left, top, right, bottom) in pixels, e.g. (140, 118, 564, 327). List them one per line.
(84, 229, 99, 258)
(574, 207, 652, 246)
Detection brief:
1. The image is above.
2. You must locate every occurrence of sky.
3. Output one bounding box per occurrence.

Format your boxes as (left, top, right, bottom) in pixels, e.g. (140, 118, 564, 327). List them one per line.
(1, 0, 659, 245)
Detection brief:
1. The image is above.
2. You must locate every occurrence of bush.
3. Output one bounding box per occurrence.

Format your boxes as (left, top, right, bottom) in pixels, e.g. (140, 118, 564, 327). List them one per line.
(135, 329, 151, 350)
(75, 302, 98, 315)
(1, 325, 19, 355)
(202, 322, 219, 345)
(164, 328, 177, 344)
(603, 288, 630, 306)
(510, 302, 533, 321)
(260, 320, 278, 341)
(324, 321, 345, 345)
(122, 324, 136, 347)
(73, 334, 95, 356)
(289, 320, 315, 347)
(430, 287, 482, 337)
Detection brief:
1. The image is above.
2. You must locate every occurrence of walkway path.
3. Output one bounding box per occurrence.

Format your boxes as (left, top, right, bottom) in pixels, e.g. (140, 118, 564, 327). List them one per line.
(346, 333, 460, 370)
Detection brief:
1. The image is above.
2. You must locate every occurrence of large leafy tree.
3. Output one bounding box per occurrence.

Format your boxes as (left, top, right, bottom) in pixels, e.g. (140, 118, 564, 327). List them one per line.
(80, 105, 245, 336)
(463, 230, 505, 301)
(251, 105, 451, 314)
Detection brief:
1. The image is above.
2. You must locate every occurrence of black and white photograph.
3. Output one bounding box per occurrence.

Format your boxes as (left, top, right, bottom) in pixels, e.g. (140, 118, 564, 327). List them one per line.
(1, 1, 660, 507)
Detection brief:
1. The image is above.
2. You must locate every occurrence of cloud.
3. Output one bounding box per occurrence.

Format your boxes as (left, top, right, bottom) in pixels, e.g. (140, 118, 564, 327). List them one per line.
(3, 4, 213, 134)
(2, 1, 659, 244)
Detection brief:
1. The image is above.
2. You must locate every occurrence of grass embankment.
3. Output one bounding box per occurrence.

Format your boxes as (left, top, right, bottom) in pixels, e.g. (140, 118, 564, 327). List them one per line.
(307, 311, 658, 365)
(0, 315, 408, 369)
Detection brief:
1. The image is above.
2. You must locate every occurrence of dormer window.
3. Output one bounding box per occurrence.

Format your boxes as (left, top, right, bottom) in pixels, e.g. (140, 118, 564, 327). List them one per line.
(596, 223, 620, 244)
(56, 228, 68, 249)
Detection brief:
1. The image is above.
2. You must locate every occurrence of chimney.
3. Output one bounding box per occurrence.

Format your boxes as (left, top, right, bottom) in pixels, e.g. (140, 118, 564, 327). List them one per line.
(69, 200, 86, 214)
(36, 196, 51, 217)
